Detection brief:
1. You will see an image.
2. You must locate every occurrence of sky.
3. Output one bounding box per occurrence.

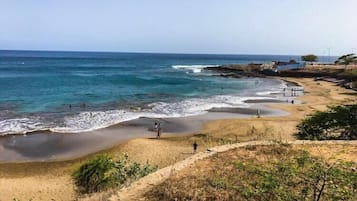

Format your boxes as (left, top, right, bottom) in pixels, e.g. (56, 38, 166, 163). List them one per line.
(0, 0, 356, 55)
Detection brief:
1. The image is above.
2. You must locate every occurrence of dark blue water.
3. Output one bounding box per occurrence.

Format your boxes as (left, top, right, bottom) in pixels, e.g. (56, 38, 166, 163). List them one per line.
(0, 50, 334, 134)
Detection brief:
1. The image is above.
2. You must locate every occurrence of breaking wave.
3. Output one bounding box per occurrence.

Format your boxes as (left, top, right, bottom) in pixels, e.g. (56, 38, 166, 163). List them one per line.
(0, 95, 275, 135)
(172, 65, 219, 73)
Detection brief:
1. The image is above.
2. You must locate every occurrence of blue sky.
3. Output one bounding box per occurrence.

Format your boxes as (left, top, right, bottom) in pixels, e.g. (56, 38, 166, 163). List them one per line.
(1, 0, 356, 55)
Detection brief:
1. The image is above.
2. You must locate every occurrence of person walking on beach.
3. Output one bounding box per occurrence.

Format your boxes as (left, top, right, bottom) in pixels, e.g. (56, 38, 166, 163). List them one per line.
(154, 122, 158, 136)
(156, 122, 161, 138)
(193, 141, 198, 153)
(257, 109, 261, 118)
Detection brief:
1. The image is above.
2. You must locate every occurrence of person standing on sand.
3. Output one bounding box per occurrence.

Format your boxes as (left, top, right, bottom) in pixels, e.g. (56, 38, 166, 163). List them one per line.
(154, 122, 158, 134)
(156, 122, 161, 138)
(193, 141, 198, 153)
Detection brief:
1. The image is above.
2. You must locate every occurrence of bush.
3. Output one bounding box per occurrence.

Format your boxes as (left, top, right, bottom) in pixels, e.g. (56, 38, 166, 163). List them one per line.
(295, 105, 357, 140)
(74, 154, 157, 194)
(301, 54, 318, 62)
(74, 155, 116, 193)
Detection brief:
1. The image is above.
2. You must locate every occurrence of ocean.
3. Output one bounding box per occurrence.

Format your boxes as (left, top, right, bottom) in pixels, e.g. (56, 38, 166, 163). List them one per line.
(0, 50, 332, 135)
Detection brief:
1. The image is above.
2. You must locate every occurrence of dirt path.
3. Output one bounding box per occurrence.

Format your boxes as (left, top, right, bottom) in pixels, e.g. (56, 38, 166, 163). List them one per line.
(108, 140, 357, 201)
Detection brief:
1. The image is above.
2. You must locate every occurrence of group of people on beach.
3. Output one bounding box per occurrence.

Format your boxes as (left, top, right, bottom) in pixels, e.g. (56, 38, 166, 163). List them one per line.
(153, 121, 198, 153)
(283, 88, 298, 105)
(283, 87, 298, 97)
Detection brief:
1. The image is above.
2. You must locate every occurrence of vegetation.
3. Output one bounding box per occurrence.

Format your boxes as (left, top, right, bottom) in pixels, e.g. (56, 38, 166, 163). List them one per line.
(295, 105, 357, 140)
(341, 69, 357, 76)
(335, 53, 357, 65)
(145, 146, 357, 201)
(234, 152, 356, 201)
(73, 154, 157, 194)
(301, 54, 318, 63)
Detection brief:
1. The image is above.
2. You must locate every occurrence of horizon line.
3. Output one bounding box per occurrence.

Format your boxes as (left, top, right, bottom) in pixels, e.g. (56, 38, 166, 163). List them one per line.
(0, 49, 340, 57)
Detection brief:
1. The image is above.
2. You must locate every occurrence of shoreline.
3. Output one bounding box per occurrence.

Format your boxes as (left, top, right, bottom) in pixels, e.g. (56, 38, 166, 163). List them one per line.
(0, 75, 300, 163)
(0, 73, 345, 164)
(0, 102, 290, 163)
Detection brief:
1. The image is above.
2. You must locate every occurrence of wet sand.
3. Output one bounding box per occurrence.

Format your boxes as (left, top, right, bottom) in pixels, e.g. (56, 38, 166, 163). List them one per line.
(0, 105, 289, 162)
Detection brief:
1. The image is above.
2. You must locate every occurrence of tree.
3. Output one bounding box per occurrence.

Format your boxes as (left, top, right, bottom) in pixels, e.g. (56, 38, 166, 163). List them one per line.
(301, 54, 318, 63)
(295, 104, 357, 140)
(334, 53, 357, 65)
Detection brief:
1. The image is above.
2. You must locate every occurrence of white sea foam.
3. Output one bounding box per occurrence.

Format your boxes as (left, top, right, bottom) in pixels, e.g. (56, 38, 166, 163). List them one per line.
(0, 118, 49, 135)
(52, 110, 144, 133)
(0, 95, 277, 135)
(256, 91, 282, 96)
(53, 95, 272, 133)
(72, 72, 102, 77)
(172, 65, 219, 73)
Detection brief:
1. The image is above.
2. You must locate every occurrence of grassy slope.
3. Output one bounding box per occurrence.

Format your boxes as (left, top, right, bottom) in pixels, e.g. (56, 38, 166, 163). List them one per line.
(144, 144, 357, 201)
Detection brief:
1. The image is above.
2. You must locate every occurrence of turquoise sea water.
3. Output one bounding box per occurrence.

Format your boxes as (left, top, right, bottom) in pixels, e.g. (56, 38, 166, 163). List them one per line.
(0, 51, 333, 135)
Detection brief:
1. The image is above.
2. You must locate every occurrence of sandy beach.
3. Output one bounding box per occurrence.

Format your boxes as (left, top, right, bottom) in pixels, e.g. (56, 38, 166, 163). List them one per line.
(0, 77, 356, 200)
(0, 100, 289, 162)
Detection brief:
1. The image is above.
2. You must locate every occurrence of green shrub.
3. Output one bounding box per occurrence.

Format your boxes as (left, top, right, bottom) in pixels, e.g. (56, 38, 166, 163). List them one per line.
(296, 105, 357, 140)
(74, 155, 116, 193)
(74, 154, 157, 194)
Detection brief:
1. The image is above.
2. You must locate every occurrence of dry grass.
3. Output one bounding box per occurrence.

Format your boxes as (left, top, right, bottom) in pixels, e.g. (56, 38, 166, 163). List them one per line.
(293, 144, 357, 163)
(144, 144, 357, 201)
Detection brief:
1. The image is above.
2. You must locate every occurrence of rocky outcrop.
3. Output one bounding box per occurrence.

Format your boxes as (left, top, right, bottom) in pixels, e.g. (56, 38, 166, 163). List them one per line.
(205, 64, 357, 91)
(204, 64, 266, 78)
